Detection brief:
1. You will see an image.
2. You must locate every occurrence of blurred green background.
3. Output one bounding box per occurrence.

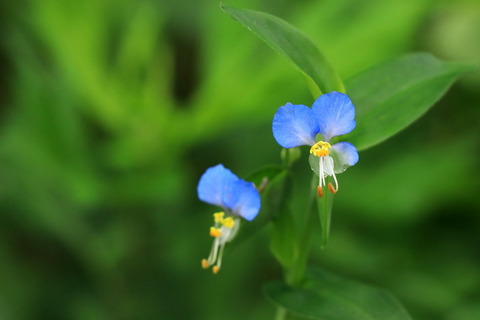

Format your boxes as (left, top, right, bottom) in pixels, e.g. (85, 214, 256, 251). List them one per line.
(0, 0, 479, 319)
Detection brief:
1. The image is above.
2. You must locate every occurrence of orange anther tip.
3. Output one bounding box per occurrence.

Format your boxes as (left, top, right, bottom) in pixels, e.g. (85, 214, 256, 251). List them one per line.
(209, 227, 222, 237)
(212, 266, 220, 274)
(328, 183, 337, 194)
(317, 186, 323, 198)
(201, 259, 209, 269)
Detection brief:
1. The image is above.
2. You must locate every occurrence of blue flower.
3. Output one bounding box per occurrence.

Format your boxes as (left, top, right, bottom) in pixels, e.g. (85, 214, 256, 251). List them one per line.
(197, 164, 261, 273)
(272, 91, 359, 196)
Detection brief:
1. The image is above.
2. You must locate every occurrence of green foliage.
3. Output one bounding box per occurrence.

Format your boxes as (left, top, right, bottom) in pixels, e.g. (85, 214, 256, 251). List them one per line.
(221, 4, 345, 96)
(233, 165, 286, 245)
(223, 3, 477, 319)
(344, 53, 477, 150)
(0, 0, 479, 319)
(265, 268, 412, 320)
(241, 165, 298, 270)
(270, 201, 297, 270)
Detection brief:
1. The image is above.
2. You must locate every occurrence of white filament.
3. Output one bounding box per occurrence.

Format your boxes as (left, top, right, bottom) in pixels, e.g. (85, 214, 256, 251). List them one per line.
(318, 156, 339, 191)
(206, 218, 241, 267)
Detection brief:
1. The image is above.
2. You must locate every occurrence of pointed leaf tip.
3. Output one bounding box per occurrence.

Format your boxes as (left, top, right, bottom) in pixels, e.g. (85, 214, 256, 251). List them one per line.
(221, 5, 344, 94)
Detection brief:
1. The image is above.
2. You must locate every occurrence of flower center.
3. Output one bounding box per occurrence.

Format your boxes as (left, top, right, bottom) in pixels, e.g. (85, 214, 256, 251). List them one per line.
(311, 148, 339, 197)
(201, 212, 239, 274)
(310, 141, 331, 157)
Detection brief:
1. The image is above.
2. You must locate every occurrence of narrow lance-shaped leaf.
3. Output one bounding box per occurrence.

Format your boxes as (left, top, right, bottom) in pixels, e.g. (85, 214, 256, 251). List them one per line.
(317, 182, 334, 248)
(221, 4, 345, 94)
(265, 268, 412, 320)
(308, 156, 335, 247)
(342, 53, 477, 151)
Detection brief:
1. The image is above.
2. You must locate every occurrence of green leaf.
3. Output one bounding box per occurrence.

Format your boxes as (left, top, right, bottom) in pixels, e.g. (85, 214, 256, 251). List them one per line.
(308, 156, 335, 247)
(221, 4, 344, 94)
(243, 164, 298, 272)
(270, 203, 296, 269)
(343, 53, 477, 151)
(246, 164, 284, 187)
(265, 268, 412, 320)
(316, 182, 334, 248)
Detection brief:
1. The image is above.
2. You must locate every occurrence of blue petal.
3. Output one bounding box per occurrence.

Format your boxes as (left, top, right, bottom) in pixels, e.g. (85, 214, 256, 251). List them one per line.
(272, 103, 319, 148)
(330, 142, 359, 173)
(197, 164, 239, 208)
(312, 92, 356, 141)
(223, 180, 261, 221)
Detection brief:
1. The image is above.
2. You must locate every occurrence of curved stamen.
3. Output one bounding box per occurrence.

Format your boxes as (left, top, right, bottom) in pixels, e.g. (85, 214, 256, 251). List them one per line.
(202, 216, 241, 274)
(331, 172, 339, 192)
(318, 157, 322, 187)
(323, 156, 339, 193)
(319, 157, 326, 187)
(213, 242, 226, 274)
(207, 237, 220, 265)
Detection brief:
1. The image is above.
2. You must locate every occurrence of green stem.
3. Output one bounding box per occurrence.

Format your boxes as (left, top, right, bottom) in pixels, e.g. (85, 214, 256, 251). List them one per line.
(275, 306, 287, 320)
(285, 175, 317, 285)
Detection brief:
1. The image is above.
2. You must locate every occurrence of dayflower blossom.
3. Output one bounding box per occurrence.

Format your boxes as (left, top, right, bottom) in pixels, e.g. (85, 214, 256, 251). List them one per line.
(272, 91, 359, 197)
(197, 164, 261, 273)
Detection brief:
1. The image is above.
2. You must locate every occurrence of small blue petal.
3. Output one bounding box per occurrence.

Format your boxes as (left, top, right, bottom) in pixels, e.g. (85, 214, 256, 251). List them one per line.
(331, 142, 359, 173)
(272, 103, 319, 148)
(223, 180, 261, 221)
(312, 92, 356, 141)
(197, 164, 239, 208)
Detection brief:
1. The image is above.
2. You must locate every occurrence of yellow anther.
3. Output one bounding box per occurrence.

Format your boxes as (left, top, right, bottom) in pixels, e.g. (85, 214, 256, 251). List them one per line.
(221, 217, 235, 229)
(212, 266, 220, 274)
(310, 141, 331, 157)
(213, 212, 225, 223)
(201, 259, 210, 269)
(209, 227, 222, 237)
